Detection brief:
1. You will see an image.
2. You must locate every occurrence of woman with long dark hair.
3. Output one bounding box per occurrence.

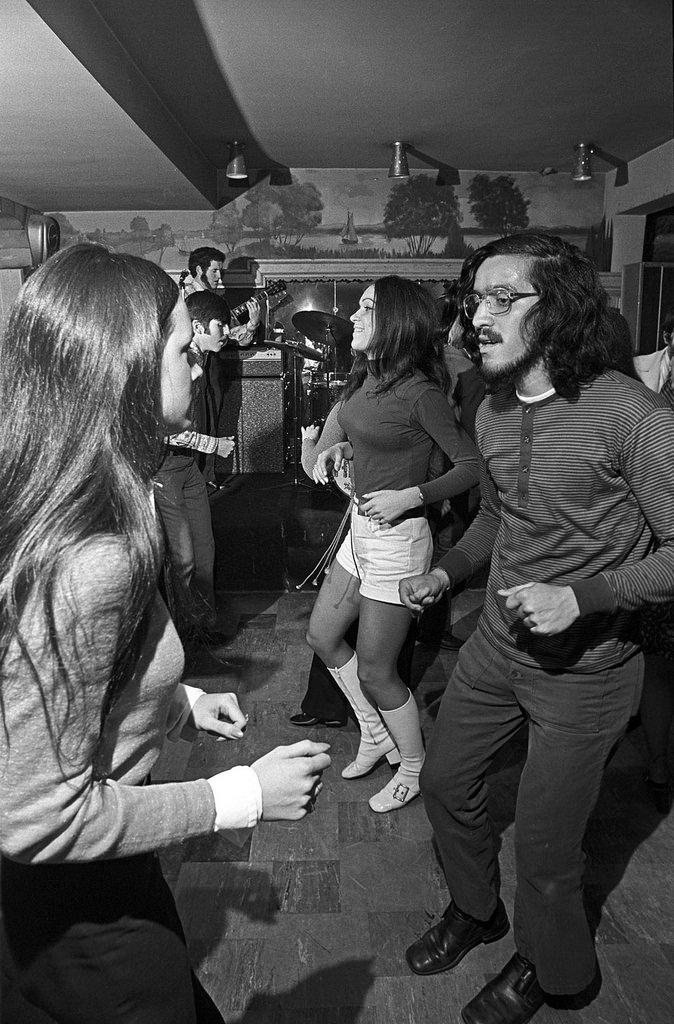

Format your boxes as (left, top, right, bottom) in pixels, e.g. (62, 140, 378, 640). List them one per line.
(0, 244, 330, 1024)
(306, 276, 479, 813)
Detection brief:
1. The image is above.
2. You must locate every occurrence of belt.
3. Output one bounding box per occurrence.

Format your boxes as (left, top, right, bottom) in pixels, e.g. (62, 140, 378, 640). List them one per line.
(166, 445, 191, 456)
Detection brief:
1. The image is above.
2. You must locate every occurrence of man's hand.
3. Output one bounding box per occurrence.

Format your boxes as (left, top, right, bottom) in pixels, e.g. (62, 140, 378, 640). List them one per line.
(217, 436, 235, 459)
(252, 741, 332, 820)
(497, 582, 580, 635)
(190, 692, 248, 740)
(399, 570, 449, 612)
(245, 297, 261, 330)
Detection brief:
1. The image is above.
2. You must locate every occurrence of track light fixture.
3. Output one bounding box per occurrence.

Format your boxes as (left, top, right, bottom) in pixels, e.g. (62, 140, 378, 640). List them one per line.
(572, 143, 594, 182)
(226, 140, 248, 180)
(388, 141, 410, 178)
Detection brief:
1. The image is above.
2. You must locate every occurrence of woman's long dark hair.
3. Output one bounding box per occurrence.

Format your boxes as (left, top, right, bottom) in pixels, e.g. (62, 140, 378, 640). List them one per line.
(0, 244, 179, 768)
(341, 276, 448, 401)
(458, 233, 616, 400)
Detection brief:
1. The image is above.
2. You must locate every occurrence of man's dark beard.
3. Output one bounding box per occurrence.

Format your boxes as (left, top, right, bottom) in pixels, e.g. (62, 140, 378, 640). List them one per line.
(477, 329, 543, 388)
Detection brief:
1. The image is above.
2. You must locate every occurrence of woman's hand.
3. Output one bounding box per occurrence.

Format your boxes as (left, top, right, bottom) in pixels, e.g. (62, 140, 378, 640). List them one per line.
(252, 741, 332, 819)
(360, 486, 421, 525)
(190, 692, 249, 740)
(301, 424, 321, 443)
(313, 442, 351, 485)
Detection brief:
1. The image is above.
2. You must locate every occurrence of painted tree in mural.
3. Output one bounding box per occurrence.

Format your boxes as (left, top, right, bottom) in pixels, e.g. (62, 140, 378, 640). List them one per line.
(467, 174, 530, 237)
(384, 176, 461, 257)
(154, 224, 175, 264)
(241, 180, 324, 250)
(129, 216, 150, 235)
(273, 182, 324, 246)
(240, 185, 283, 249)
(129, 216, 151, 255)
(209, 205, 244, 253)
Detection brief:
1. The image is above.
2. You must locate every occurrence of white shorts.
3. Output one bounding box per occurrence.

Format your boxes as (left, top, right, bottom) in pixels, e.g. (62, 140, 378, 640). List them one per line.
(335, 507, 433, 605)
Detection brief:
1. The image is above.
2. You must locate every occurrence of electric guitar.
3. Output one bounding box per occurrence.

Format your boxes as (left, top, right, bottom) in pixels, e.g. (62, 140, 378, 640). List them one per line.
(230, 280, 287, 324)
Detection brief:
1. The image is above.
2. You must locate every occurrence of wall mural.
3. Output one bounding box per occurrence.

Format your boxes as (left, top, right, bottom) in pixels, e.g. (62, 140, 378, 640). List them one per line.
(50, 167, 609, 270)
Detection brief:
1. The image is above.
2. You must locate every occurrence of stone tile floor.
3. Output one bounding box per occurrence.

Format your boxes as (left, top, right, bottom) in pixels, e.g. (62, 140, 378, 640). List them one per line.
(154, 586, 674, 1024)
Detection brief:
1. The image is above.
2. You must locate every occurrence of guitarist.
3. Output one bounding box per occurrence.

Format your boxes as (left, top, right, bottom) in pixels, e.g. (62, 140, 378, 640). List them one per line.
(182, 246, 262, 347)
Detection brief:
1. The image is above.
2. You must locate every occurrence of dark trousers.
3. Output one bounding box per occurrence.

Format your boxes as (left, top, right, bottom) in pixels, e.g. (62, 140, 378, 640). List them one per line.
(1, 853, 224, 1024)
(420, 627, 643, 995)
(300, 618, 418, 722)
(154, 452, 216, 625)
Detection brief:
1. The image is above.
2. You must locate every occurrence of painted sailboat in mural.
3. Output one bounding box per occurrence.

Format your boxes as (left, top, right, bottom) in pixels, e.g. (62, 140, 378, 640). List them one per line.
(341, 210, 358, 245)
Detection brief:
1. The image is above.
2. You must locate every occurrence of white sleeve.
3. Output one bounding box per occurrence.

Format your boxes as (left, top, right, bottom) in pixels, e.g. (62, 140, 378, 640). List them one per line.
(207, 765, 263, 840)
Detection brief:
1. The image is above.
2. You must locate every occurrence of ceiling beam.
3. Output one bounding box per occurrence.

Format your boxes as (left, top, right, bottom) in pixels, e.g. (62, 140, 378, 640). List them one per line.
(26, 0, 219, 205)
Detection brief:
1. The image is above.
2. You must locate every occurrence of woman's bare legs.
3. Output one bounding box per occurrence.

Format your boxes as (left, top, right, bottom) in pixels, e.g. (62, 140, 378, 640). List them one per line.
(356, 598, 425, 812)
(355, 597, 414, 710)
(306, 560, 361, 670)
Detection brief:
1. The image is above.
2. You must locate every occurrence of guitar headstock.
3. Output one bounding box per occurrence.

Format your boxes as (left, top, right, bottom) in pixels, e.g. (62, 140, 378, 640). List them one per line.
(265, 279, 286, 299)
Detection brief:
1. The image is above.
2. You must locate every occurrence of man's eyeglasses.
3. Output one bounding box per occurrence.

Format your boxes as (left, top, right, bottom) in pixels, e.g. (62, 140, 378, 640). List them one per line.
(463, 288, 539, 319)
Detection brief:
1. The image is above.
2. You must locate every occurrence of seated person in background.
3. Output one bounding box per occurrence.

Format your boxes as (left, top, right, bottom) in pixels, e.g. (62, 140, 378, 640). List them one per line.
(154, 290, 235, 644)
(181, 246, 262, 347)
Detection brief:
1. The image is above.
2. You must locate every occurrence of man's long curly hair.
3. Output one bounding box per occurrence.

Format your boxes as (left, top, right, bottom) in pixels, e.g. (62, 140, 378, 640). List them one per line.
(458, 233, 618, 400)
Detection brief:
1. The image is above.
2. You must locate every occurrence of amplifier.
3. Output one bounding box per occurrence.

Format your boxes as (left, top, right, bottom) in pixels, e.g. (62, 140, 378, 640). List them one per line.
(220, 344, 283, 378)
(216, 376, 285, 473)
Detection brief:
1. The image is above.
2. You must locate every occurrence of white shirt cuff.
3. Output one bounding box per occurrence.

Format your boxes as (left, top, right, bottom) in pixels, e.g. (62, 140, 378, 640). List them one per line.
(166, 684, 206, 742)
(207, 765, 263, 831)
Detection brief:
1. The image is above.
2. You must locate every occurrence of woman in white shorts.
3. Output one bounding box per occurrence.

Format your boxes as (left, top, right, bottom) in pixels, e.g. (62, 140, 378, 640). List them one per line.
(307, 276, 479, 812)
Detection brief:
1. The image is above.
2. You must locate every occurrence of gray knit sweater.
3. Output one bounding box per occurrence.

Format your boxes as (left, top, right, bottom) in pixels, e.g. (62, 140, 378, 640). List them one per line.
(0, 537, 216, 863)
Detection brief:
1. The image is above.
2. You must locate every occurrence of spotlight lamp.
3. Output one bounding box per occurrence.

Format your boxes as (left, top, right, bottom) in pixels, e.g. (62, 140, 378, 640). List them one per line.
(226, 140, 248, 180)
(388, 141, 410, 178)
(572, 143, 594, 182)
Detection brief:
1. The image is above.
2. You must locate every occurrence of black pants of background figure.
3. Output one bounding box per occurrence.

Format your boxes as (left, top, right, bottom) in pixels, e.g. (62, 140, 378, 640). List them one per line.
(1, 853, 224, 1024)
(300, 618, 418, 724)
(154, 451, 217, 627)
(417, 489, 480, 643)
(420, 626, 643, 995)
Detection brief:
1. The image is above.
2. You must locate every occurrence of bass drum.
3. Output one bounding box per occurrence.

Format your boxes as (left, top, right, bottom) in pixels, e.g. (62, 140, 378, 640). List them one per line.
(304, 372, 349, 426)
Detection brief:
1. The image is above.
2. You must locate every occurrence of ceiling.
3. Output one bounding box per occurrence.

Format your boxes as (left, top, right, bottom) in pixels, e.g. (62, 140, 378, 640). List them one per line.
(0, 0, 672, 213)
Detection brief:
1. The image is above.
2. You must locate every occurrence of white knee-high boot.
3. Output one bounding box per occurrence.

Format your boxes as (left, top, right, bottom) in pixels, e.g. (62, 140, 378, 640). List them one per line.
(327, 652, 401, 779)
(368, 690, 424, 813)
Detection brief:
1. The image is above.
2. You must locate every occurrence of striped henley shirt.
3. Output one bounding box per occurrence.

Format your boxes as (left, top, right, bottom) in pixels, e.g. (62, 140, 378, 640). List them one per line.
(437, 371, 674, 672)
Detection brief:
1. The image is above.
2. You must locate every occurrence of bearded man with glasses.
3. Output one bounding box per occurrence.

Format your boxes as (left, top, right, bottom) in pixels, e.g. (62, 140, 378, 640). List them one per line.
(398, 233, 674, 1024)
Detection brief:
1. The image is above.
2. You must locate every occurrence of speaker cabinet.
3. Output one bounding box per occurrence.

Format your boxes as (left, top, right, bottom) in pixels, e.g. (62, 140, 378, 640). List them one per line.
(217, 376, 285, 473)
(26, 215, 60, 266)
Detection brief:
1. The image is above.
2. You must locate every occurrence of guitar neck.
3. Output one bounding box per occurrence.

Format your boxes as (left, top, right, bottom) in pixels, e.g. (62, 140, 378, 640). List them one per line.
(231, 287, 272, 320)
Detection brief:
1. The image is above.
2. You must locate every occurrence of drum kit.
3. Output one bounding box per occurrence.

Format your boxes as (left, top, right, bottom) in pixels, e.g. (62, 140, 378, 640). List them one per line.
(266, 308, 354, 486)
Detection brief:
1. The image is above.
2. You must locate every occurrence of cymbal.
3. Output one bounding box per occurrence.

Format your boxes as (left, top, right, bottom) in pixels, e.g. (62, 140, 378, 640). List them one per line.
(292, 310, 353, 347)
(269, 339, 326, 361)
